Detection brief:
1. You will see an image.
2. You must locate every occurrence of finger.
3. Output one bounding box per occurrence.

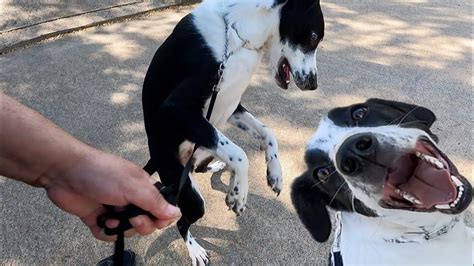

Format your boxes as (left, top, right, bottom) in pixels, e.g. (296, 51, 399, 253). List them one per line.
(129, 215, 157, 236)
(153, 217, 177, 229)
(105, 219, 120, 229)
(124, 179, 181, 220)
(89, 225, 117, 242)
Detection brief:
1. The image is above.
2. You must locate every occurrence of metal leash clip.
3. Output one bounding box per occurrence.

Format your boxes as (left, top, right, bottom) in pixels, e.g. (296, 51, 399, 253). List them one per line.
(97, 182, 177, 236)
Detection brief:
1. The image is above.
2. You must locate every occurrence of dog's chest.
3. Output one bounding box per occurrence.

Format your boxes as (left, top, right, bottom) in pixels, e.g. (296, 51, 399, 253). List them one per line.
(204, 49, 262, 126)
(338, 213, 472, 265)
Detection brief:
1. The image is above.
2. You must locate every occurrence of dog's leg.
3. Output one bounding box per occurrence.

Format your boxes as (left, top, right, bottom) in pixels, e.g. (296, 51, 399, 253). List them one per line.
(177, 175, 208, 266)
(228, 104, 282, 194)
(160, 105, 249, 215)
(205, 131, 249, 214)
(149, 138, 208, 265)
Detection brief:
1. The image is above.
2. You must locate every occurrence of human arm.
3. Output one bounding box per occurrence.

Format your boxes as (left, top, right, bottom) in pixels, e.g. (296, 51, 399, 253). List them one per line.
(0, 93, 180, 241)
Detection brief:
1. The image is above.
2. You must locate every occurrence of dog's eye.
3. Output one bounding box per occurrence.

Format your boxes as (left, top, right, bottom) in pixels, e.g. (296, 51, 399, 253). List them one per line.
(315, 166, 333, 182)
(352, 106, 368, 120)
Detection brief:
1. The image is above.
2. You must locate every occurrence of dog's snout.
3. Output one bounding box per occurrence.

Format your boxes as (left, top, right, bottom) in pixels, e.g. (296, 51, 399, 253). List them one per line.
(294, 72, 318, 91)
(336, 133, 378, 175)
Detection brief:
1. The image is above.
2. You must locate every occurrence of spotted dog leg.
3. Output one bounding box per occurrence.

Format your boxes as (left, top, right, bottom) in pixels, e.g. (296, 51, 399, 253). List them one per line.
(204, 131, 249, 215)
(228, 104, 282, 194)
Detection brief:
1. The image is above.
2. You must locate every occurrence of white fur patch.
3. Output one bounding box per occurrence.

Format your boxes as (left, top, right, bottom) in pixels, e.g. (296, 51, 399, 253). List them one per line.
(185, 232, 209, 266)
(207, 160, 227, 172)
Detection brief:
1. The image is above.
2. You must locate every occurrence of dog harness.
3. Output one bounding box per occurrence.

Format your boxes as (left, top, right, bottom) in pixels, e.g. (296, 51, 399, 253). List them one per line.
(329, 212, 460, 266)
(330, 212, 343, 266)
(95, 12, 254, 266)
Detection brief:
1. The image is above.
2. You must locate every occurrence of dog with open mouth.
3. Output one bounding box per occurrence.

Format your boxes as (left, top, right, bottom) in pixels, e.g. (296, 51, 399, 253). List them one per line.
(142, 0, 324, 264)
(291, 98, 473, 265)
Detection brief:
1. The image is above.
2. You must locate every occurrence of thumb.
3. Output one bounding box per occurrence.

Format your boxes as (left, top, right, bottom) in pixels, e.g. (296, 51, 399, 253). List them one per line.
(124, 176, 181, 220)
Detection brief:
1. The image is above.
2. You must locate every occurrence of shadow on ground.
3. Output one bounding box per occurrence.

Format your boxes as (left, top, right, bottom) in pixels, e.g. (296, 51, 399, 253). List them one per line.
(0, 0, 472, 264)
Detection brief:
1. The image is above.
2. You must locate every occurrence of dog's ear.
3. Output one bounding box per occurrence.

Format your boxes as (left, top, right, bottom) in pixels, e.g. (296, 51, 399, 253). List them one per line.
(366, 98, 437, 127)
(291, 173, 331, 242)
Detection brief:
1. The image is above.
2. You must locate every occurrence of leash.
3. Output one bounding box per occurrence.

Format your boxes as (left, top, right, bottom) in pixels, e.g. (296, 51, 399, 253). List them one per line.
(96, 12, 236, 266)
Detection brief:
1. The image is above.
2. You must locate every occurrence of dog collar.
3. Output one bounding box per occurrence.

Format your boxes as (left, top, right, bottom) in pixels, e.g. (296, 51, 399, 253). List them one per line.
(222, 12, 263, 53)
(384, 216, 460, 243)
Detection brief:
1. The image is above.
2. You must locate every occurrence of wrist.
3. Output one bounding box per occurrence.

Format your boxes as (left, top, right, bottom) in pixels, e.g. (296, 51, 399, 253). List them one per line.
(38, 142, 93, 188)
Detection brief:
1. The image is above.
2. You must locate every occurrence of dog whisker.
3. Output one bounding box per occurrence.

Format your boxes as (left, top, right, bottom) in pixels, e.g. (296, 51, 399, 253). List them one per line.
(386, 106, 421, 126)
(329, 180, 347, 206)
(397, 120, 428, 127)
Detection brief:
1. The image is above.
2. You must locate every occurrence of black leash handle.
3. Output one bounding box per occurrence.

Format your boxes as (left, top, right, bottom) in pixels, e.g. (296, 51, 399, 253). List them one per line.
(97, 183, 177, 236)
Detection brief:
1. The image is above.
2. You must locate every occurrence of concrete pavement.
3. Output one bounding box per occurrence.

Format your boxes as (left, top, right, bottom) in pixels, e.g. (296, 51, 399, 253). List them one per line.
(1, 1, 472, 265)
(0, 0, 196, 54)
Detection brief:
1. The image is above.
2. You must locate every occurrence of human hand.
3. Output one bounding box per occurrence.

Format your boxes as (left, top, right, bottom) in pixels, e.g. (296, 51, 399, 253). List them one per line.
(41, 148, 181, 241)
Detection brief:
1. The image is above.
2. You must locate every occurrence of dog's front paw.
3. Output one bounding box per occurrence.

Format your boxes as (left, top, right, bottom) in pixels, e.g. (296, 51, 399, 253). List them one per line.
(266, 158, 283, 195)
(225, 180, 248, 216)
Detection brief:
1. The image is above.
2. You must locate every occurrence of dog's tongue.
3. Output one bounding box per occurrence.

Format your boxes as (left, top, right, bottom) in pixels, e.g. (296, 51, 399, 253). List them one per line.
(399, 160, 456, 208)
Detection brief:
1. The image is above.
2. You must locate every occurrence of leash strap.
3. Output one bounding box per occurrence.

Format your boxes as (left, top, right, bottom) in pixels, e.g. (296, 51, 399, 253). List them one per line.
(114, 231, 124, 266)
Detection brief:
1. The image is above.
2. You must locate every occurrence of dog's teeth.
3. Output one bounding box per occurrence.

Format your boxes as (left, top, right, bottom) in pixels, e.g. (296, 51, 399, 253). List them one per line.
(435, 204, 451, 209)
(450, 175, 463, 187)
(286, 79, 290, 84)
(396, 189, 422, 205)
(425, 155, 444, 169)
(402, 193, 422, 205)
(417, 153, 444, 169)
(459, 186, 464, 192)
(450, 203, 456, 208)
(432, 160, 444, 169)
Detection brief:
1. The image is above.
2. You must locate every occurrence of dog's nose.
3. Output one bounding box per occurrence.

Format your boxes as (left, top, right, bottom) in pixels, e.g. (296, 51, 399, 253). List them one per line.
(336, 133, 377, 175)
(294, 72, 318, 90)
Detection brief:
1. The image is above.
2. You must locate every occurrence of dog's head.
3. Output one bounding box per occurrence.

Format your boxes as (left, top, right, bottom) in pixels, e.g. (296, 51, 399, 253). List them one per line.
(269, 0, 324, 90)
(291, 98, 472, 242)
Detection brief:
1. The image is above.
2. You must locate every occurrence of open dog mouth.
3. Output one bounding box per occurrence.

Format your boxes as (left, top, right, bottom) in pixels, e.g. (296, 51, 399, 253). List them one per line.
(275, 57, 291, 89)
(381, 137, 472, 214)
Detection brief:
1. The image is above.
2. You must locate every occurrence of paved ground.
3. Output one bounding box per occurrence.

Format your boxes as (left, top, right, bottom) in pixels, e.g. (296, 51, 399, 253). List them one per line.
(0, 0, 189, 52)
(0, 0, 472, 265)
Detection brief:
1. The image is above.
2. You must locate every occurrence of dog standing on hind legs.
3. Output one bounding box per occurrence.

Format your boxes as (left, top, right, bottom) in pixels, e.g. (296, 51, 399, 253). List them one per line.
(141, 0, 324, 264)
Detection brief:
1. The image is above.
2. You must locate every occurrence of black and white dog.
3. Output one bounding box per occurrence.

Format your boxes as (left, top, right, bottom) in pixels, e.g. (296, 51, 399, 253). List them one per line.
(292, 99, 473, 265)
(142, 0, 324, 264)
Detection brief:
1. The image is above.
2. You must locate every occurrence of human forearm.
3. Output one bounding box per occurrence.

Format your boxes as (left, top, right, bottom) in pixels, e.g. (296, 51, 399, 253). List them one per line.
(0, 93, 90, 186)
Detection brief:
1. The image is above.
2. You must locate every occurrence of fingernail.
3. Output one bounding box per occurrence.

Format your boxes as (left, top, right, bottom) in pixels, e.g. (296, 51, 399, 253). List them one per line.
(167, 205, 181, 218)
